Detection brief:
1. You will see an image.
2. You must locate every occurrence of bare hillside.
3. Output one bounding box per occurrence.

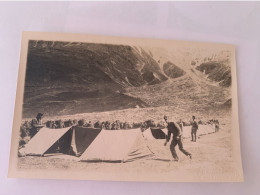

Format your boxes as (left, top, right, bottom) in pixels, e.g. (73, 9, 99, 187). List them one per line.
(23, 41, 232, 119)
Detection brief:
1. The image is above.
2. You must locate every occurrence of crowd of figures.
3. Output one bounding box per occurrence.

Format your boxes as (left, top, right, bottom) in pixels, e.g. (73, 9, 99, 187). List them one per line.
(23, 117, 219, 130)
(45, 118, 219, 130)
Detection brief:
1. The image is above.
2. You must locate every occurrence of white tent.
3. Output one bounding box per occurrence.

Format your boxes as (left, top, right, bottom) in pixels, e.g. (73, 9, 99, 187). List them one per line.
(19, 126, 102, 157)
(19, 127, 71, 156)
(80, 128, 153, 162)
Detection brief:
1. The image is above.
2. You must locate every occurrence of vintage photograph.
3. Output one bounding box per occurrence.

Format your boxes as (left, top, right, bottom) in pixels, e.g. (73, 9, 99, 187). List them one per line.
(8, 32, 243, 182)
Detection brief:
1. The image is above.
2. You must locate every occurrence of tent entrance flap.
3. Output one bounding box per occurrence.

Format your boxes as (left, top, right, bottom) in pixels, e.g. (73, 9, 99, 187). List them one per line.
(45, 129, 73, 155)
(143, 128, 168, 140)
(70, 127, 101, 155)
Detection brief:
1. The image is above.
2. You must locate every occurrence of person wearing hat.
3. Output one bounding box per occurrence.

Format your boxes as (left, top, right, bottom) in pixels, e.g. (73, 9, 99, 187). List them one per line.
(191, 115, 198, 142)
(163, 115, 192, 161)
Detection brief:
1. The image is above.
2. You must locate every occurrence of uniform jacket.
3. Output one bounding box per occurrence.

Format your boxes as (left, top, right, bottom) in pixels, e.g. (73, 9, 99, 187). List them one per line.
(191, 120, 198, 130)
(166, 121, 181, 142)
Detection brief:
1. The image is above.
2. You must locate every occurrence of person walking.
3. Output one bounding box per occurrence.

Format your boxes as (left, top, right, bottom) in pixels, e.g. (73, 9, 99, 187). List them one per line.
(163, 116, 192, 161)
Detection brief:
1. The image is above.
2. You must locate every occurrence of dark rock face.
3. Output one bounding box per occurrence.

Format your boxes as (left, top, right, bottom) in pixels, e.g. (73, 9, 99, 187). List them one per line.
(196, 61, 231, 87)
(26, 41, 167, 88)
(163, 61, 186, 78)
(22, 41, 232, 119)
(23, 41, 168, 118)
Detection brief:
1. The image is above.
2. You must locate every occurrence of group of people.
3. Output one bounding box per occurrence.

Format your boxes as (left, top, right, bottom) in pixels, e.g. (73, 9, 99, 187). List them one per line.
(163, 115, 199, 162)
(36, 112, 201, 162)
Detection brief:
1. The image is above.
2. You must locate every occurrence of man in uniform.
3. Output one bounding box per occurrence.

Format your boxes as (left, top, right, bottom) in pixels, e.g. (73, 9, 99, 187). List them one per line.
(191, 115, 198, 142)
(164, 115, 192, 161)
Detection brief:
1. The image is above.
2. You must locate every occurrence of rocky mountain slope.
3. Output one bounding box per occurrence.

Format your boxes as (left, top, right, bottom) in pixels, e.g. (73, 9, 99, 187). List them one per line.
(23, 41, 232, 119)
(195, 61, 231, 87)
(23, 41, 168, 118)
(26, 41, 167, 88)
(163, 61, 186, 78)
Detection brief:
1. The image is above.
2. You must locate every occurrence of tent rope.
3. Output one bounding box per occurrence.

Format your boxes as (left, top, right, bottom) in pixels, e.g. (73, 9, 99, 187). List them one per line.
(141, 132, 156, 156)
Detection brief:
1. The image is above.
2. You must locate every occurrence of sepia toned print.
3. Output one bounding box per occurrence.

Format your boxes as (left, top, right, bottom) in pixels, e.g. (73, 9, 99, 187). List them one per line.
(8, 32, 243, 182)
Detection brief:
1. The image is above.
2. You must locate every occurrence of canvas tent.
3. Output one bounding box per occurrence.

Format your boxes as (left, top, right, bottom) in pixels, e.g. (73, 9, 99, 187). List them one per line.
(20, 127, 71, 156)
(80, 128, 153, 162)
(20, 126, 101, 156)
(182, 124, 216, 138)
(198, 124, 215, 134)
(142, 128, 168, 140)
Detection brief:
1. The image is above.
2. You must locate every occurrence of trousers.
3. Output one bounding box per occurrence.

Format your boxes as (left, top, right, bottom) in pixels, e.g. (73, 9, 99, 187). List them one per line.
(170, 136, 191, 160)
(191, 128, 197, 141)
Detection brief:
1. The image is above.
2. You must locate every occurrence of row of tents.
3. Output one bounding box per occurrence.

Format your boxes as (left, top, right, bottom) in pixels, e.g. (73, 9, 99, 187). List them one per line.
(19, 124, 216, 162)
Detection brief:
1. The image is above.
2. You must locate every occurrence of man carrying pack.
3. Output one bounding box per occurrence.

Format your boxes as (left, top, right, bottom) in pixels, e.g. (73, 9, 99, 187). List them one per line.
(164, 115, 192, 161)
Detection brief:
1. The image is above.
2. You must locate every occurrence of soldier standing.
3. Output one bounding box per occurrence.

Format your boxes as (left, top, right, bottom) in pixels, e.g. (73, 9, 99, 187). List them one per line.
(191, 115, 198, 142)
